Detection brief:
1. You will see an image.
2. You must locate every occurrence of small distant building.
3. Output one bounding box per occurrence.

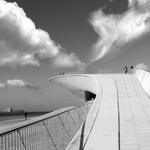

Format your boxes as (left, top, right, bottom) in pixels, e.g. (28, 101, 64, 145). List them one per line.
(6, 107, 13, 112)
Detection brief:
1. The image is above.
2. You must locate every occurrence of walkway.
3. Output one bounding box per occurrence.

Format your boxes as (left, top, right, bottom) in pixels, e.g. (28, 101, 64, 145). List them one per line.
(50, 74, 150, 150)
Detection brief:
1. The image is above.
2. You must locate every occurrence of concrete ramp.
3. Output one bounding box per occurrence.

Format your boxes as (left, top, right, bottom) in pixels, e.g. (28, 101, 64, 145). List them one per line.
(49, 73, 150, 150)
(133, 69, 150, 97)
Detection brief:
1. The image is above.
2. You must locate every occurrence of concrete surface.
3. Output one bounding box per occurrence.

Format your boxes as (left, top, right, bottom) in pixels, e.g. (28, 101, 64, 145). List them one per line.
(133, 68, 150, 97)
(50, 72, 150, 150)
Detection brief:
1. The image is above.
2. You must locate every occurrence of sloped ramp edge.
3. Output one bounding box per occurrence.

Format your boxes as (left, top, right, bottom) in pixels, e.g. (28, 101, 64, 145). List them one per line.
(133, 68, 150, 97)
(49, 74, 100, 149)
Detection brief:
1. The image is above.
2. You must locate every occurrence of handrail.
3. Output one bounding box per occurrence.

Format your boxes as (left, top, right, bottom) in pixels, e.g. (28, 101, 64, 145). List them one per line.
(64, 68, 131, 75)
(0, 101, 94, 150)
(0, 107, 75, 135)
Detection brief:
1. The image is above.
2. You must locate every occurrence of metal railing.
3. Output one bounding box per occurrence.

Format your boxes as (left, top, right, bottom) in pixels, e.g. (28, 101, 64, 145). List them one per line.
(65, 68, 131, 75)
(97, 68, 125, 74)
(0, 101, 93, 150)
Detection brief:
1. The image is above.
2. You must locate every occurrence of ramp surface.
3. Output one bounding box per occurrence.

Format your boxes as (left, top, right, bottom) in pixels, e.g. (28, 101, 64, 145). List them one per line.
(50, 73, 150, 150)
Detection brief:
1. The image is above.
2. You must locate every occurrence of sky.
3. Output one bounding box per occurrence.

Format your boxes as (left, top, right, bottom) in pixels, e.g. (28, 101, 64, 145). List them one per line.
(0, 0, 150, 111)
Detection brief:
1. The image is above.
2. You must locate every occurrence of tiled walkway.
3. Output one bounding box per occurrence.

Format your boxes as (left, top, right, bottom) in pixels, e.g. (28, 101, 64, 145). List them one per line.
(111, 74, 150, 150)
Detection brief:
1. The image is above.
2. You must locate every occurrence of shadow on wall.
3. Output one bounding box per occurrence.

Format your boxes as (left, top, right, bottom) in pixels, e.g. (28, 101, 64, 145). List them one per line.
(71, 90, 96, 102)
(85, 91, 96, 101)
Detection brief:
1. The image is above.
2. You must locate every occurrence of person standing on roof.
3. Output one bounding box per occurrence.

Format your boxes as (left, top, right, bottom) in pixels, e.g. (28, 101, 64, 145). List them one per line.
(130, 65, 134, 73)
(130, 65, 133, 70)
(124, 66, 128, 74)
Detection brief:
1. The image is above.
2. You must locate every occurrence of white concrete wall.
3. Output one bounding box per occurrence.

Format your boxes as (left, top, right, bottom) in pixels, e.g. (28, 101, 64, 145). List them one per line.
(49, 74, 98, 100)
(133, 69, 150, 97)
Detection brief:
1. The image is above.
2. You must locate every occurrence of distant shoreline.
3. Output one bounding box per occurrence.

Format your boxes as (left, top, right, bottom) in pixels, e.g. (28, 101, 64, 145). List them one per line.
(0, 111, 51, 122)
(0, 111, 51, 116)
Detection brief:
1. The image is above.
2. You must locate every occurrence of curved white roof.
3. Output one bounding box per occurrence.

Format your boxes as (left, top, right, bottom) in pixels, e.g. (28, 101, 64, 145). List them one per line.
(49, 72, 150, 150)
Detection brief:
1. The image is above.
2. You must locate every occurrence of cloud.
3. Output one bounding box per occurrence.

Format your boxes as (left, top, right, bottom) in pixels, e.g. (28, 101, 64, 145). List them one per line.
(89, 0, 150, 63)
(0, 83, 7, 90)
(52, 53, 86, 69)
(6, 79, 39, 89)
(0, 0, 85, 69)
(1, 54, 40, 68)
(135, 63, 149, 71)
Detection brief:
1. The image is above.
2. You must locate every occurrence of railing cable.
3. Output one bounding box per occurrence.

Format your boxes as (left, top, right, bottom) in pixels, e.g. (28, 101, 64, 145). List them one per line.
(57, 115, 71, 140)
(17, 130, 27, 150)
(42, 120, 58, 150)
(67, 111, 78, 127)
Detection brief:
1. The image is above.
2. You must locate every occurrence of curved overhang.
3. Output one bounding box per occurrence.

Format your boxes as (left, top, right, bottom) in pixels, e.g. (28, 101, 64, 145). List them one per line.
(133, 68, 150, 97)
(49, 74, 119, 149)
(49, 74, 98, 100)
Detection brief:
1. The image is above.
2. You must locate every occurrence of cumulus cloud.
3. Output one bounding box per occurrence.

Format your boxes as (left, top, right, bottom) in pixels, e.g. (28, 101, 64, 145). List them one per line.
(52, 53, 86, 69)
(6, 79, 39, 89)
(135, 63, 149, 71)
(89, 0, 150, 63)
(0, 0, 85, 69)
(0, 83, 7, 90)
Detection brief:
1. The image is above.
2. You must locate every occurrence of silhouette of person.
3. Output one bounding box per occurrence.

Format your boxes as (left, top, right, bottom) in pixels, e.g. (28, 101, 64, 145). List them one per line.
(124, 66, 128, 74)
(130, 65, 134, 73)
(24, 112, 27, 120)
(130, 65, 133, 70)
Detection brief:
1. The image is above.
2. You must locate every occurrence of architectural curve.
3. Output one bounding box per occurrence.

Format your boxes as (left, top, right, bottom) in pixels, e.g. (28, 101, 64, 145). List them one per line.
(49, 73, 150, 150)
(133, 68, 150, 97)
(49, 74, 98, 94)
(49, 74, 98, 101)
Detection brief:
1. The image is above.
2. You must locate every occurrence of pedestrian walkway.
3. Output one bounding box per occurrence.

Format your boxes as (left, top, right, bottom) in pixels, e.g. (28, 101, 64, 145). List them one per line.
(50, 73, 150, 150)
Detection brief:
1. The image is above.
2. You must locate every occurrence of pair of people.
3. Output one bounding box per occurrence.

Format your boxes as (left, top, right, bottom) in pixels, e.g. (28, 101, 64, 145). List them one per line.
(124, 65, 134, 74)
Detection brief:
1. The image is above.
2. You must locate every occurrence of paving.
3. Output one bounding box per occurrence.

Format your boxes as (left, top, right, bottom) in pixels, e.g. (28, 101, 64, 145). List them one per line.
(50, 73, 150, 150)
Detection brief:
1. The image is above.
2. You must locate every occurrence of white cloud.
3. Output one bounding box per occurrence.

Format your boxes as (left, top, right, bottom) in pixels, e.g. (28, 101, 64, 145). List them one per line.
(0, 0, 58, 67)
(0, 83, 7, 90)
(7, 79, 25, 86)
(6, 79, 39, 89)
(128, 0, 148, 7)
(89, 0, 150, 63)
(0, 0, 85, 69)
(135, 63, 149, 71)
(52, 53, 86, 69)
(1, 54, 40, 68)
